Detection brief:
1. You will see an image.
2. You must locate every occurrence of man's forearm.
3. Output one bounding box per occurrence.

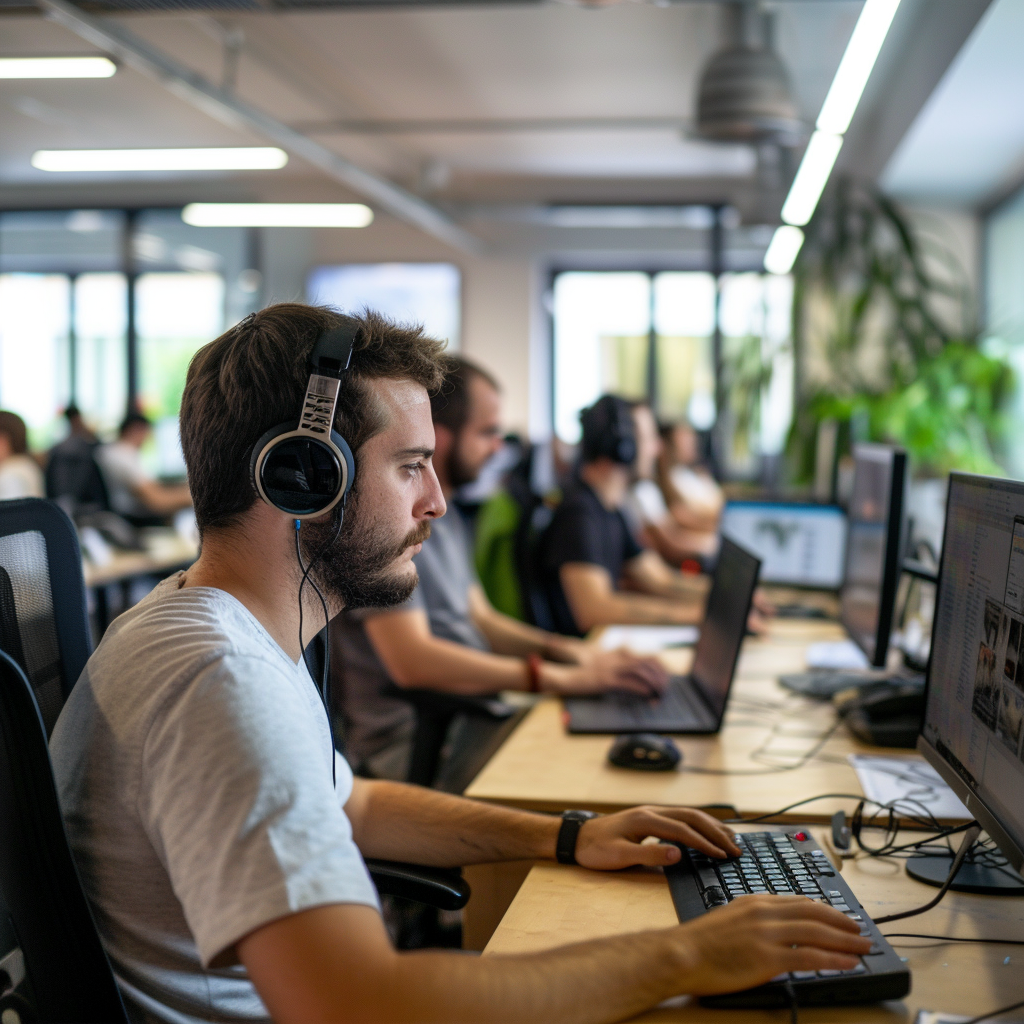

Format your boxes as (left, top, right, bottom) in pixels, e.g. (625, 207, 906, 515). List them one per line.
(573, 589, 701, 629)
(351, 780, 558, 866)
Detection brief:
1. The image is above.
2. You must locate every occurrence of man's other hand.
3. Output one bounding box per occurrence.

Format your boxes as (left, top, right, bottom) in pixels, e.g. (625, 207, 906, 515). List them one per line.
(574, 806, 741, 870)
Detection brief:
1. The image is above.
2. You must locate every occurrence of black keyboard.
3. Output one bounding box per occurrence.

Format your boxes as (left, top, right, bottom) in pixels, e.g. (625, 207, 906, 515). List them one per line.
(605, 677, 707, 727)
(665, 828, 911, 1007)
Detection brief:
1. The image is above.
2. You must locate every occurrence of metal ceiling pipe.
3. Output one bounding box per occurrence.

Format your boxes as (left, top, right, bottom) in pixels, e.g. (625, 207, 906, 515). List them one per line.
(35, 0, 484, 254)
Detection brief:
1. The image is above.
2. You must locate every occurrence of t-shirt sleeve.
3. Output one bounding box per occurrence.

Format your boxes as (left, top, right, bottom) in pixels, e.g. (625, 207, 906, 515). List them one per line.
(544, 499, 615, 574)
(138, 653, 380, 968)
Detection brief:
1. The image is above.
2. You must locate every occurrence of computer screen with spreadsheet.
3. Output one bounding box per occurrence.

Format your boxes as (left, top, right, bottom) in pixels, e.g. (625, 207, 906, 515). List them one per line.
(920, 472, 1024, 873)
(720, 502, 846, 589)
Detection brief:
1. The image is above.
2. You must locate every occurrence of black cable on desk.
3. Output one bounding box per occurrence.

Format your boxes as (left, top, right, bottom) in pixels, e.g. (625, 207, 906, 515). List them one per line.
(883, 933, 1024, 947)
(962, 997, 1024, 1024)
(874, 823, 982, 925)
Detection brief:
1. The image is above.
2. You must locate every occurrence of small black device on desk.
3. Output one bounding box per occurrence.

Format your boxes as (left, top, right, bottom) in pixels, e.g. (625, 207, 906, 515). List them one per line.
(664, 828, 910, 1007)
(607, 733, 681, 771)
(834, 677, 925, 748)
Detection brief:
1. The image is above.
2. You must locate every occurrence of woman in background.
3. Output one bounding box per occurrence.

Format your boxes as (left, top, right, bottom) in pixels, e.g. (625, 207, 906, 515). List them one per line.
(655, 420, 723, 558)
(0, 410, 44, 500)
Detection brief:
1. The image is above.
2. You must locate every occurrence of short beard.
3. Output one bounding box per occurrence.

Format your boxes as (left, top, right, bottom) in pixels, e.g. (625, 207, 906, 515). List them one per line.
(447, 441, 480, 489)
(300, 489, 431, 612)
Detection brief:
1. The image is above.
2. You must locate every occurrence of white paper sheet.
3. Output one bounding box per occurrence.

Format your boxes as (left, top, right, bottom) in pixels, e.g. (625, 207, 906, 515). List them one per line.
(916, 1013, 1023, 1024)
(806, 639, 871, 670)
(598, 625, 699, 653)
(849, 754, 971, 820)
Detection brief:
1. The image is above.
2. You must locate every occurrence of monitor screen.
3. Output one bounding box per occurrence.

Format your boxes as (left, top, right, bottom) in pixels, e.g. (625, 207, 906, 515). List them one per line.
(721, 502, 846, 588)
(840, 444, 907, 667)
(919, 473, 1024, 872)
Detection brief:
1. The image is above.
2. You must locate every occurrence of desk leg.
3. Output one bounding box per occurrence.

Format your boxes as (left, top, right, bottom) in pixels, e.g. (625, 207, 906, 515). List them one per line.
(94, 586, 109, 635)
(462, 860, 535, 952)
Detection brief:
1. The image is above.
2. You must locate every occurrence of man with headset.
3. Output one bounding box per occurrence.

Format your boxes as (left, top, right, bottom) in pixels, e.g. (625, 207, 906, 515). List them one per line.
(335, 354, 669, 782)
(51, 304, 868, 1024)
(540, 394, 710, 636)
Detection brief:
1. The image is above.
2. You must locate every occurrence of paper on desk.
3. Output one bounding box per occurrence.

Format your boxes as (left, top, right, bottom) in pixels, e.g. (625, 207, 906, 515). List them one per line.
(598, 625, 699, 653)
(806, 639, 871, 670)
(850, 755, 970, 820)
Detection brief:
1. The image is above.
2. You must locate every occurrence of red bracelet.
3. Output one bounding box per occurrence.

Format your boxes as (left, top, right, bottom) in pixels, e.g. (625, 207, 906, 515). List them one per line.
(526, 653, 543, 693)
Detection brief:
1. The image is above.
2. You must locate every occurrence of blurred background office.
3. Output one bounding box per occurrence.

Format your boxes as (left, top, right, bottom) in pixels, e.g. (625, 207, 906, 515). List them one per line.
(2, 0, 1023, 619)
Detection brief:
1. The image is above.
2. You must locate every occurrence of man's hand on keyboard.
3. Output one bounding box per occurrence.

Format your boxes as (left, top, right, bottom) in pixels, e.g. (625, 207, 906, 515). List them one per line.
(539, 649, 669, 698)
(574, 806, 741, 870)
(671, 895, 871, 996)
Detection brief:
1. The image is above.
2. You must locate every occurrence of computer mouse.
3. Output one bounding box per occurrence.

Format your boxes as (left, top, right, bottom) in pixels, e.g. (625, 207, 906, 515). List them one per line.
(607, 733, 682, 772)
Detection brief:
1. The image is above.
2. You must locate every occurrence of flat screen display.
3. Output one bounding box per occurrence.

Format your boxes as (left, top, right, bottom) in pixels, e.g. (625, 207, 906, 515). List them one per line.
(721, 502, 846, 588)
(921, 473, 1024, 870)
(840, 445, 906, 666)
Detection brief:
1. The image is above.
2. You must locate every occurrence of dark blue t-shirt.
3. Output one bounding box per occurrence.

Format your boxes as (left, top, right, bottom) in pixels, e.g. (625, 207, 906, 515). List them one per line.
(539, 481, 643, 636)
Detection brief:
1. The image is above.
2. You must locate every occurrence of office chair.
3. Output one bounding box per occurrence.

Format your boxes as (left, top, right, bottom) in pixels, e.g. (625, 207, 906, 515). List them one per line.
(0, 501, 469, 1022)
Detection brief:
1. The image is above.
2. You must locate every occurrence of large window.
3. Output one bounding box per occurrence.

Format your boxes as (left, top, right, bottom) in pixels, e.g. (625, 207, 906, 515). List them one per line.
(0, 209, 251, 472)
(308, 263, 461, 348)
(552, 269, 793, 475)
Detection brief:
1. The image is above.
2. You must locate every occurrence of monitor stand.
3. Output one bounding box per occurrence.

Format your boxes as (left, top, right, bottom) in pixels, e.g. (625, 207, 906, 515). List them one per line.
(906, 853, 1024, 895)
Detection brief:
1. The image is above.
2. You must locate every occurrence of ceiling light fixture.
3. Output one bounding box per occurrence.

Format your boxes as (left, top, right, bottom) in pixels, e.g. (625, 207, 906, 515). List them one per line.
(0, 56, 116, 79)
(768, 0, 902, 273)
(31, 147, 288, 172)
(763, 225, 805, 276)
(181, 203, 374, 228)
(816, 0, 902, 136)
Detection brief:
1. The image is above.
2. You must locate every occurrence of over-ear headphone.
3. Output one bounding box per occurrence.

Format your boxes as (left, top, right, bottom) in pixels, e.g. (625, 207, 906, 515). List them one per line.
(579, 395, 637, 466)
(250, 321, 359, 518)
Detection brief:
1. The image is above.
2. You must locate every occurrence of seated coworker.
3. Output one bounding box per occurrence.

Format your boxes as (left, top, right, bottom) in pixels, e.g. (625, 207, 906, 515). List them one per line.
(51, 306, 868, 1024)
(540, 395, 709, 636)
(623, 404, 718, 567)
(96, 412, 193, 523)
(335, 355, 668, 780)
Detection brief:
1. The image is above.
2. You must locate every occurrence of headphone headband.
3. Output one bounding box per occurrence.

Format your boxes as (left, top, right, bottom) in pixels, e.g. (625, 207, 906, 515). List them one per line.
(311, 322, 358, 378)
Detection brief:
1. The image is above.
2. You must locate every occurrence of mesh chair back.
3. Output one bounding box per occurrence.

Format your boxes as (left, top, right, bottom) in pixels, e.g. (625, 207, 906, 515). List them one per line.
(0, 500, 91, 737)
(0, 648, 127, 1022)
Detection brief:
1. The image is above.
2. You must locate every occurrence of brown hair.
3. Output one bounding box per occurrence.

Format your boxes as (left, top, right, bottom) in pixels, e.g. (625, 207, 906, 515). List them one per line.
(180, 304, 447, 535)
(0, 411, 28, 456)
(430, 354, 500, 434)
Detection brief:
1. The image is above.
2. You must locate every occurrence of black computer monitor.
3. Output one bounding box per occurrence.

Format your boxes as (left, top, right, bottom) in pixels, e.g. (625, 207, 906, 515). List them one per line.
(840, 444, 908, 668)
(919, 472, 1024, 879)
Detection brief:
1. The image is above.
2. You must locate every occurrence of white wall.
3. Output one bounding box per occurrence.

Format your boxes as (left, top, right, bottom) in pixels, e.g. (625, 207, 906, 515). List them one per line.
(260, 215, 543, 438)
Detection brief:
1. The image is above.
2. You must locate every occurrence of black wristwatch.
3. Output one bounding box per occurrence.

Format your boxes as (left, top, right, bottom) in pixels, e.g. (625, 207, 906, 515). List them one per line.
(556, 809, 598, 865)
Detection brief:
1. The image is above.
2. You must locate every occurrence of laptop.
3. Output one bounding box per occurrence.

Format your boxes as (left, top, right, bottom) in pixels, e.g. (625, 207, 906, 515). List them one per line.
(563, 537, 761, 734)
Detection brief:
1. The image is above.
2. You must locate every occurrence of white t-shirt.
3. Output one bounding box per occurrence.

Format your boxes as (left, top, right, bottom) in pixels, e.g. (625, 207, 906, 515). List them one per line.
(0, 454, 44, 500)
(96, 440, 150, 517)
(50, 576, 380, 1024)
(670, 465, 723, 513)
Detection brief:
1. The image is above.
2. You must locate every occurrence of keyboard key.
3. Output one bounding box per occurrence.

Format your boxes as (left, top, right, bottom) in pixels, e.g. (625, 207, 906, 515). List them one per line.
(791, 971, 816, 980)
(817, 969, 842, 977)
(831, 902, 850, 911)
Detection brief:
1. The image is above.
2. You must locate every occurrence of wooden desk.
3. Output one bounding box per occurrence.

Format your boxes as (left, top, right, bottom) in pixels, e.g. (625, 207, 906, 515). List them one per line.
(485, 827, 1024, 1022)
(467, 619, 894, 822)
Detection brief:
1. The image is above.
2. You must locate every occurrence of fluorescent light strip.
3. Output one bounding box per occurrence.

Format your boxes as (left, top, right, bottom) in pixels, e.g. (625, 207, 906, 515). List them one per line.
(768, 0, 901, 271)
(31, 147, 288, 172)
(0, 56, 116, 79)
(817, 0, 902, 135)
(763, 225, 805, 275)
(182, 203, 374, 228)
(781, 131, 843, 227)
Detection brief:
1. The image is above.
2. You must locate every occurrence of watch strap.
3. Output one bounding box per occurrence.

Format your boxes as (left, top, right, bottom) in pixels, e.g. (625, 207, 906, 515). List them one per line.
(556, 810, 597, 865)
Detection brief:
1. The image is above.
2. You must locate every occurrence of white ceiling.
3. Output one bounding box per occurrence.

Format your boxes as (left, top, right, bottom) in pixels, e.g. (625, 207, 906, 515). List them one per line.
(0, 2, 860, 195)
(882, 0, 1024, 208)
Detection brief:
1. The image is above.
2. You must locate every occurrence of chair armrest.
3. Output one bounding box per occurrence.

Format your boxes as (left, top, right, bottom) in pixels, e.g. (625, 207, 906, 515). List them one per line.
(364, 859, 471, 911)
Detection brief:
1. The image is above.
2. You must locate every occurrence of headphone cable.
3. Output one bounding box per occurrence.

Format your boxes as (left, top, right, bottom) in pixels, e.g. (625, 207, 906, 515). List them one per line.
(295, 507, 345, 787)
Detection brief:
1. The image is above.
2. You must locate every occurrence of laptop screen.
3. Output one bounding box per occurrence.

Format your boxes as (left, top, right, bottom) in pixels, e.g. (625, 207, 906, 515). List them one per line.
(721, 502, 846, 588)
(691, 537, 761, 720)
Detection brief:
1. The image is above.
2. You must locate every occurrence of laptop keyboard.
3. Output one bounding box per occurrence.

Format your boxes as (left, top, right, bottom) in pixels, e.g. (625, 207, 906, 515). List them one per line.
(606, 676, 705, 726)
(668, 829, 910, 1007)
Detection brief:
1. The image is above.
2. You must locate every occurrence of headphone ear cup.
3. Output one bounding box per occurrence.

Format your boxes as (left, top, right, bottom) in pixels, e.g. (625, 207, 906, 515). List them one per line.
(329, 429, 355, 500)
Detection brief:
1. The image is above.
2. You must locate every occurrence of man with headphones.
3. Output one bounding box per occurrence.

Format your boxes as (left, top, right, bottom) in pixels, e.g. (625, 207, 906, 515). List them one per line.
(51, 306, 869, 1024)
(539, 394, 710, 636)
